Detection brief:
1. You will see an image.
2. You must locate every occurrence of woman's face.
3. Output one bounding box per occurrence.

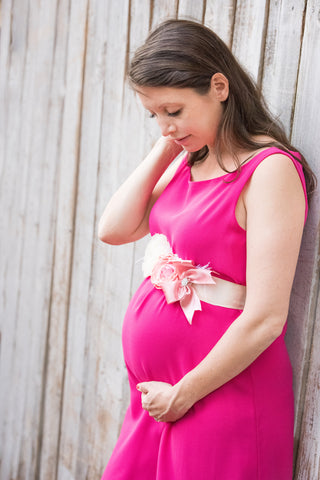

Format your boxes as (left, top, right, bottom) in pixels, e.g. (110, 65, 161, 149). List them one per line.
(136, 78, 227, 152)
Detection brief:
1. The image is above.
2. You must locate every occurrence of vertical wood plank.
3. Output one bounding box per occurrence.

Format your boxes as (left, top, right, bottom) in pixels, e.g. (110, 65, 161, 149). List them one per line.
(0, 0, 61, 478)
(295, 285, 320, 479)
(177, 0, 205, 21)
(0, 1, 30, 478)
(151, 0, 179, 27)
(37, 0, 75, 478)
(0, 0, 13, 179)
(76, 0, 134, 474)
(261, 0, 305, 134)
(0, 0, 30, 359)
(204, 0, 236, 47)
(231, 0, 268, 82)
(56, 1, 133, 478)
(287, 0, 320, 476)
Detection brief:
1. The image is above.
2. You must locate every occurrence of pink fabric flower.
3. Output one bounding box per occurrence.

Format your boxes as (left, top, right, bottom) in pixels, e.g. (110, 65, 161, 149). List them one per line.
(151, 253, 215, 324)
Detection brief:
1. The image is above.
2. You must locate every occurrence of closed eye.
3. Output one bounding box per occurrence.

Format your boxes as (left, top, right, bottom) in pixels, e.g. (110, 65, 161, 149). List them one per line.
(148, 109, 182, 119)
(168, 109, 182, 117)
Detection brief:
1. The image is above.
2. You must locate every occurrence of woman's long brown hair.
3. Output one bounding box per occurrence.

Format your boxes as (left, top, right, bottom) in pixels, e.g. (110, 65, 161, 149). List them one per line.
(129, 19, 316, 199)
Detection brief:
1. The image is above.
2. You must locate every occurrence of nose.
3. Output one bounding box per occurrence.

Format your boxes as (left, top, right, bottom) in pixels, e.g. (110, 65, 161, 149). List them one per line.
(158, 117, 176, 137)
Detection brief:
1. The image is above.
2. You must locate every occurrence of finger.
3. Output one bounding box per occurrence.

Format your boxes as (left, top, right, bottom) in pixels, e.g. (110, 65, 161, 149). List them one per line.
(136, 383, 149, 394)
(149, 411, 160, 422)
(141, 394, 148, 410)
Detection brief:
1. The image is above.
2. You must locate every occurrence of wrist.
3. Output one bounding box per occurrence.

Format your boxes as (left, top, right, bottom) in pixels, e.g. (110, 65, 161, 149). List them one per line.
(153, 136, 184, 162)
(173, 373, 199, 411)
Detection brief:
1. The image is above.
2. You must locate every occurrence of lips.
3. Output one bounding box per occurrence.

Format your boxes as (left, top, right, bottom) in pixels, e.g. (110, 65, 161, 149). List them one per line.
(173, 135, 191, 146)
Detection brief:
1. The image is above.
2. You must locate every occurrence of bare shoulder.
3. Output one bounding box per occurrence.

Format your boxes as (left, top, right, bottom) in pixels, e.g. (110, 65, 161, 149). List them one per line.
(247, 152, 305, 198)
(254, 151, 300, 175)
(243, 152, 306, 225)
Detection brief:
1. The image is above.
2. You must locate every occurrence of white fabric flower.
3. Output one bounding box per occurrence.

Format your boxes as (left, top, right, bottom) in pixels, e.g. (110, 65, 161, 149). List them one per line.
(142, 234, 172, 277)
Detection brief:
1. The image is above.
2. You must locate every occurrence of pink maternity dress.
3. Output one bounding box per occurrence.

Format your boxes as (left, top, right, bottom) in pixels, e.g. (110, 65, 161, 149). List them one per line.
(101, 147, 308, 480)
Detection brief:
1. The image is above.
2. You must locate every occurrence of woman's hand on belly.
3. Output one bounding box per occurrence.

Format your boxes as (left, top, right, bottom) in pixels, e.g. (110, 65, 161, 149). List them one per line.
(137, 380, 193, 423)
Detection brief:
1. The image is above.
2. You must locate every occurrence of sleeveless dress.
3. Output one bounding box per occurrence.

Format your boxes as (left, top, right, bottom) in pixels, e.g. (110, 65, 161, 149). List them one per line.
(101, 147, 308, 480)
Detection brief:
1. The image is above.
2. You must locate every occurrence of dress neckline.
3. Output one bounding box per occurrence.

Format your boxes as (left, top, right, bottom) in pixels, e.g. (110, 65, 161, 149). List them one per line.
(187, 147, 279, 184)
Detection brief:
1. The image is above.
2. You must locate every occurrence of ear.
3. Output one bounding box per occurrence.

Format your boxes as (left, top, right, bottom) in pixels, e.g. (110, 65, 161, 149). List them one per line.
(210, 73, 229, 102)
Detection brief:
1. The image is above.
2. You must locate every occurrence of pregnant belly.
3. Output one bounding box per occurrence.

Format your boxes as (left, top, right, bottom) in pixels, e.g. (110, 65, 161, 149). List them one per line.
(122, 278, 241, 384)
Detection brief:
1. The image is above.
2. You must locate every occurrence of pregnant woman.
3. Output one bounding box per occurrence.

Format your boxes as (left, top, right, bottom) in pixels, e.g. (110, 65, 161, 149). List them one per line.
(99, 19, 315, 480)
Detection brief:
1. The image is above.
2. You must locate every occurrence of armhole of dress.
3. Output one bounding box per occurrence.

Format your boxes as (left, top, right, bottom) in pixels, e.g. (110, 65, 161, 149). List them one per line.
(149, 152, 189, 227)
(173, 152, 189, 177)
(160, 152, 189, 192)
(233, 148, 309, 231)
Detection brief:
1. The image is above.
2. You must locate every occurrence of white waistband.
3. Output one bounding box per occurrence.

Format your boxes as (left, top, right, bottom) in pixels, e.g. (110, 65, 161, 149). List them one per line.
(193, 277, 246, 310)
(142, 234, 246, 322)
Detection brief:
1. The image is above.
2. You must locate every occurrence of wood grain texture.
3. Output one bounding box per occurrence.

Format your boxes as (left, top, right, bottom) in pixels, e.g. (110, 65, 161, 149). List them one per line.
(0, 0, 61, 478)
(0, 1, 319, 479)
(36, 1, 76, 478)
(204, 0, 236, 47)
(295, 280, 320, 479)
(231, 0, 269, 83)
(55, 1, 133, 479)
(151, 0, 179, 27)
(287, 0, 320, 475)
(0, 0, 33, 477)
(261, 0, 305, 134)
(178, 0, 205, 21)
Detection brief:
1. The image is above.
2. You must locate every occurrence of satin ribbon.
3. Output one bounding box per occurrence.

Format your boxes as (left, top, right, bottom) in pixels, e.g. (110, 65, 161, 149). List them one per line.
(142, 234, 246, 323)
(150, 253, 215, 324)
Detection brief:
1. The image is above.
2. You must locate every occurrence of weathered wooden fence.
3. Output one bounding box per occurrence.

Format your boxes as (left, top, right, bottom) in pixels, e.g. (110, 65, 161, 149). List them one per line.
(0, 0, 319, 479)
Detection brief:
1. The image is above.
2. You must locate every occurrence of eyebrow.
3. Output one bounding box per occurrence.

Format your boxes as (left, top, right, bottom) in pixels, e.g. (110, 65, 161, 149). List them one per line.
(144, 102, 183, 110)
(135, 89, 182, 104)
(158, 103, 182, 108)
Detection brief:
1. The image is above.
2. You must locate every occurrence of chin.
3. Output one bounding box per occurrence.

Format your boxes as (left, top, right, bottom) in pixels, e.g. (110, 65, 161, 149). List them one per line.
(184, 145, 205, 153)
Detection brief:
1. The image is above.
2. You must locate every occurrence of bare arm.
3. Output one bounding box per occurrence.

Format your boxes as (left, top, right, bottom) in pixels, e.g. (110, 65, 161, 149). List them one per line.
(98, 137, 183, 245)
(137, 154, 306, 422)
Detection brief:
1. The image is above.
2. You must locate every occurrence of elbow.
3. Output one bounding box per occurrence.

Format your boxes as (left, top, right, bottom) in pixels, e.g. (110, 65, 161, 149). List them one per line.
(243, 305, 288, 345)
(98, 230, 111, 244)
(98, 231, 121, 246)
(98, 228, 111, 245)
(97, 209, 123, 244)
(266, 315, 287, 341)
(98, 221, 131, 245)
(262, 310, 289, 344)
(98, 221, 119, 245)
(98, 219, 108, 243)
